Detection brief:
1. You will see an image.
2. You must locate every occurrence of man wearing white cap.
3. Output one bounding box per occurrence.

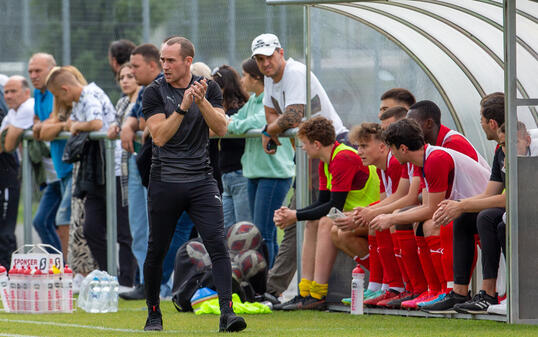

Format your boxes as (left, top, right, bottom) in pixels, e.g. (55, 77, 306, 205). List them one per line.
(251, 33, 348, 307)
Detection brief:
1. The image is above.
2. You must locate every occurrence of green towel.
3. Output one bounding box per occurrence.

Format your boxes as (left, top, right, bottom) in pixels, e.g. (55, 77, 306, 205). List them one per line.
(195, 293, 272, 315)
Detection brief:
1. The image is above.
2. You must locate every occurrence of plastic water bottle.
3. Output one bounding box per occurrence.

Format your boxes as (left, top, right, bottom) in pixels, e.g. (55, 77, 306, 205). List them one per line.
(108, 276, 119, 313)
(0, 265, 10, 311)
(8, 267, 18, 312)
(22, 267, 32, 313)
(100, 273, 111, 313)
(32, 268, 46, 313)
(62, 265, 73, 313)
(350, 265, 365, 315)
(47, 268, 56, 313)
(87, 276, 103, 313)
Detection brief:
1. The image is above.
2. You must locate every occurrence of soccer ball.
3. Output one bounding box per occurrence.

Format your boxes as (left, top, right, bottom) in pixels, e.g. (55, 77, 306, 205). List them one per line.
(185, 241, 211, 269)
(233, 249, 267, 280)
(226, 221, 262, 253)
(231, 262, 243, 283)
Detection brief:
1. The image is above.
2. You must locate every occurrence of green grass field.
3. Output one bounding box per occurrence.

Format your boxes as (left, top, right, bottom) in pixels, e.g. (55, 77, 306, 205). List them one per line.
(1, 299, 538, 336)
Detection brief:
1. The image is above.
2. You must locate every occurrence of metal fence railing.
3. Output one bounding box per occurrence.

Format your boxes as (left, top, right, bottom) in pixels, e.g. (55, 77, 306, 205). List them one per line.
(21, 128, 301, 277)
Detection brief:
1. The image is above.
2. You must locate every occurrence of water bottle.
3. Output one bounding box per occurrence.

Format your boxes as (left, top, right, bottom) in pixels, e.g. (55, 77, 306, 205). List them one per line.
(8, 267, 18, 312)
(47, 268, 56, 313)
(108, 276, 119, 313)
(62, 265, 73, 313)
(100, 273, 111, 313)
(0, 265, 10, 311)
(22, 267, 31, 313)
(32, 268, 46, 313)
(87, 276, 103, 313)
(350, 265, 365, 315)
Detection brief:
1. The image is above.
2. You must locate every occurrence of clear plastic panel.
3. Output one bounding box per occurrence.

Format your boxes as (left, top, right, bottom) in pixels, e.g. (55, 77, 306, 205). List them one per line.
(325, 4, 495, 161)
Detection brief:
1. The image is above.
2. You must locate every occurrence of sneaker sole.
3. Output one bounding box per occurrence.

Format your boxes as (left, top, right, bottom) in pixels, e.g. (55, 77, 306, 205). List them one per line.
(144, 325, 163, 331)
(454, 308, 489, 315)
(421, 308, 457, 314)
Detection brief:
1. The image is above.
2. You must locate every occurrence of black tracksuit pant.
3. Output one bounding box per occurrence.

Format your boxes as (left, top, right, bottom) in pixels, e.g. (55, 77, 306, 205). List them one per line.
(144, 178, 232, 311)
(453, 208, 505, 284)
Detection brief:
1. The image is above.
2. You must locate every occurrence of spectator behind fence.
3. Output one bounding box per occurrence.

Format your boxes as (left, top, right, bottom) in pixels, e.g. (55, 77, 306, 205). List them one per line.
(226, 58, 295, 267)
(273, 117, 379, 311)
(28, 53, 73, 256)
(40, 66, 99, 278)
(47, 67, 136, 288)
(251, 33, 349, 301)
(212, 65, 251, 227)
(108, 39, 136, 75)
(378, 88, 416, 119)
(0, 76, 34, 267)
(141, 36, 245, 332)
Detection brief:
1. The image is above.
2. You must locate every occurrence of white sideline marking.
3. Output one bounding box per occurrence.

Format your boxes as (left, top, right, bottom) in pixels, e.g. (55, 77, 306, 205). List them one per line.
(0, 334, 41, 337)
(0, 318, 180, 334)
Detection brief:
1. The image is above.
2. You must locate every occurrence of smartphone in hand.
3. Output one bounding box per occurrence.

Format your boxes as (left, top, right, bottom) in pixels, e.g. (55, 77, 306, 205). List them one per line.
(327, 207, 345, 220)
(267, 139, 277, 151)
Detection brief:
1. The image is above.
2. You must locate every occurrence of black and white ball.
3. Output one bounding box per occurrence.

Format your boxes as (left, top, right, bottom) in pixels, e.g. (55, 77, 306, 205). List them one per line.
(226, 221, 262, 253)
(186, 241, 211, 268)
(233, 249, 267, 280)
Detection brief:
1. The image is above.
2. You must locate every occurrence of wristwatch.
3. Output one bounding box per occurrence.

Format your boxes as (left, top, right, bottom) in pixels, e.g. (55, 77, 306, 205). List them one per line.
(175, 104, 188, 115)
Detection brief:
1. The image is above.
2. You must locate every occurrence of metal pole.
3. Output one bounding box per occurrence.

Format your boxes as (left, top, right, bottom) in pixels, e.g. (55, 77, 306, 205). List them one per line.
(22, 139, 33, 245)
(62, 0, 71, 65)
(504, 0, 517, 324)
(280, 6, 287, 49)
(266, 5, 273, 33)
(142, 0, 150, 43)
(104, 139, 118, 276)
(191, 0, 199, 52)
(22, 0, 30, 49)
(228, 0, 236, 68)
(295, 4, 312, 291)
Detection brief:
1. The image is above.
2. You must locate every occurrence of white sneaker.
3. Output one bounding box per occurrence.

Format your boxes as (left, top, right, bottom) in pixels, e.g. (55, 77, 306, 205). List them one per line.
(73, 273, 84, 294)
(487, 299, 507, 315)
(119, 285, 134, 293)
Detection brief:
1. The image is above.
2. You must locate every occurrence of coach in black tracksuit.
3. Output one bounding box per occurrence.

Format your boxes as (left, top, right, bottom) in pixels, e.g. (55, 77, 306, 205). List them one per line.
(141, 36, 246, 333)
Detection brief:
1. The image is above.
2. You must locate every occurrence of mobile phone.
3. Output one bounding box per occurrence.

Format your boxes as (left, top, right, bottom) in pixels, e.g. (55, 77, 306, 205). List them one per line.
(267, 139, 277, 151)
(327, 207, 345, 220)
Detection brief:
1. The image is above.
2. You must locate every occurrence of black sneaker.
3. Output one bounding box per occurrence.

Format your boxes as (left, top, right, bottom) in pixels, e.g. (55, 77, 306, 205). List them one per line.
(299, 296, 326, 311)
(119, 284, 145, 300)
(385, 292, 419, 309)
(144, 305, 163, 331)
(454, 290, 498, 314)
(421, 290, 470, 314)
(273, 295, 304, 310)
(219, 313, 247, 332)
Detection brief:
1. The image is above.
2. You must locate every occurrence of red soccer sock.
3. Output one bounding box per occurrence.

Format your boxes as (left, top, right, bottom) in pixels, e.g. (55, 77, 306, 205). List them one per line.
(354, 254, 370, 270)
(392, 232, 412, 293)
(368, 235, 383, 284)
(440, 223, 454, 287)
(398, 230, 428, 294)
(376, 229, 404, 289)
(425, 235, 448, 290)
(415, 235, 442, 292)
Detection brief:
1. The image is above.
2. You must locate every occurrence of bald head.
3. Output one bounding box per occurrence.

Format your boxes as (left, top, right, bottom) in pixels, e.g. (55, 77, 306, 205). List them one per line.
(4, 75, 31, 110)
(29, 53, 56, 91)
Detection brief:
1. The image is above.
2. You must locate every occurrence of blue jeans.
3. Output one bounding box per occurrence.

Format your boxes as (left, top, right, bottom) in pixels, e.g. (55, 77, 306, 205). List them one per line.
(128, 154, 149, 284)
(248, 177, 292, 267)
(160, 212, 194, 297)
(56, 173, 72, 226)
(33, 181, 62, 252)
(222, 170, 251, 228)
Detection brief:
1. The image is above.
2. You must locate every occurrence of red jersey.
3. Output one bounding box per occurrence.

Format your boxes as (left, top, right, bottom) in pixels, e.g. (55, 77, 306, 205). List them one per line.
(378, 151, 403, 196)
(318, 142, 370, 192)
(422, 144, 455, 198)
(436, 124, 478, 161)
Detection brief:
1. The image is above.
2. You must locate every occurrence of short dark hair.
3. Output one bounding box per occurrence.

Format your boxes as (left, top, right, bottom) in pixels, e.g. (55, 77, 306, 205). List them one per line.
(131, 44, 160, 66)
(297, 116, 335, 146)
(349, 122, 383, 145)
(408, 100, 441, 126)
(379, 106, 408, 121)
(382, 118, 425, 151)
(241, 58, 263, 83)
(109, 39, 136, 65)
(480, 92, 504, 126)
(163, 36, 195, 59)
(380, 88, 416, 108)
(499, 121, 528, 136)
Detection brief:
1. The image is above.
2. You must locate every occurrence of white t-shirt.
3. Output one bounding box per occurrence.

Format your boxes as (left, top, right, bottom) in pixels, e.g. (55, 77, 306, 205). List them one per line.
(263, 58, 347, 135)
(70, 83, 121, 176)
(0, 98, 35, 132)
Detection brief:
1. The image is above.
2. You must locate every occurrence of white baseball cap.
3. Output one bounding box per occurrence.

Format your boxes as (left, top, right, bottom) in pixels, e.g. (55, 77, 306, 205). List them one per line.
(251, 33, 281, 57)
